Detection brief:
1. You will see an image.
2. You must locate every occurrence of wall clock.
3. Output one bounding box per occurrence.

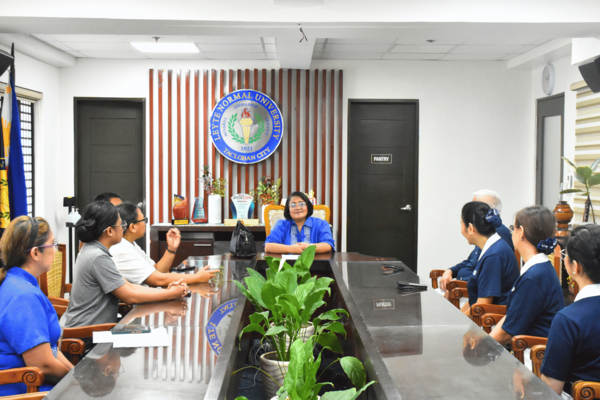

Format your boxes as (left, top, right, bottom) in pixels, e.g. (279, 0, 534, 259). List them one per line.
(542, 64, 555, 96)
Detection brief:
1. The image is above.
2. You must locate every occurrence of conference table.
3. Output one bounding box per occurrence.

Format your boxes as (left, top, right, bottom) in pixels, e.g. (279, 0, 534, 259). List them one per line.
(46, 253, 561, 400)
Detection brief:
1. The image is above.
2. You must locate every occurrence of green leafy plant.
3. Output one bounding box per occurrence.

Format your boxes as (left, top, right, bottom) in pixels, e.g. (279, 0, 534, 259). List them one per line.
(234, 246, 347, 362)
(249, 176, 282, 206)
(201, 165, 227, 197)
(560, 157, 600, 223)
(235, 337, 376, 400)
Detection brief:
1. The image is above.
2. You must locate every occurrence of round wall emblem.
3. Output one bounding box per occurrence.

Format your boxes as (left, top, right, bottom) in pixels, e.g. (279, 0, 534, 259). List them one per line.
(206, 299, 237, 355)
(210, 89, 284, 164)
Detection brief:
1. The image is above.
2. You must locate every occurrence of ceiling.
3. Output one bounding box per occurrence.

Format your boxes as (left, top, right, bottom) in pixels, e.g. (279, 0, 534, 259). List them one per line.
(2, 0, 600, 68)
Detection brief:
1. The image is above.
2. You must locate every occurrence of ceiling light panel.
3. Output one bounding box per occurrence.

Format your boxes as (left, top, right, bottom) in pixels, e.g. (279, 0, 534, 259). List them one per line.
(318, 53, 384, 60)
(197, 44, 263, 53)
(323, 44, 391, 53)
(121, 35, 194, 43)
(382, 53, 445, 60)
(193, 36, 262, 44)
(144, 52, 208, 60)
(205, 53, 267, 60)
(79, 51, 148, 59)
(264, 44, 277, 53)
(131, 42, 199, 53)
(49, 34, 126, 43)
(391, 44, 455, 53)
(65, 42, 136, 52)
(451, 45, 527, 54)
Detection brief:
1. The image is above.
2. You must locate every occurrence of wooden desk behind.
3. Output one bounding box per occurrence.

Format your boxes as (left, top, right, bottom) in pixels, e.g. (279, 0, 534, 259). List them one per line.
(149, 224, 266, 267)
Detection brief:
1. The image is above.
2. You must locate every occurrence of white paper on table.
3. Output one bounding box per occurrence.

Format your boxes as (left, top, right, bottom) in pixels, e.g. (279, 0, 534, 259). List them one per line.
(92, 327, 171, 348)
(279, 254, 300, 271)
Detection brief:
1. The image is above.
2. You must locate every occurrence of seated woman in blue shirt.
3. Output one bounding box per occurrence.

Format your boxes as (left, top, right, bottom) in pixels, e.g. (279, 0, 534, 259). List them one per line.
(0, 216, 74, 395)
(461, 201, 519, 318)
(541, 224, 600, 396)
(264, 191, 335, 254)
(489, 205, 564, 345)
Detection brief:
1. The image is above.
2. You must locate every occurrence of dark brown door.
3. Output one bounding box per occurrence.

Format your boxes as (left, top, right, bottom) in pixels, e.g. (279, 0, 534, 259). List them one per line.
(75, 99, 145, 249)
(347, 100, 419, 272)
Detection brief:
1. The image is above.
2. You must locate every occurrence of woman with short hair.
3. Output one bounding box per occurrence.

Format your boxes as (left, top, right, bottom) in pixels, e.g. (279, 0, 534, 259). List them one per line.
(264, 191, 334, 254)
(490, 205, 564, 345)
(461, 201, 519, 318)
(0, 216, 74, 395)
(541, 224, 600, 396)
(62, 201, 188, 328)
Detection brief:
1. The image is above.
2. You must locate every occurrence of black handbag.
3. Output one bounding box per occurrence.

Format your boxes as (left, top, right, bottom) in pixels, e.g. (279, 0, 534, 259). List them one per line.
(230, 220, 256, 257)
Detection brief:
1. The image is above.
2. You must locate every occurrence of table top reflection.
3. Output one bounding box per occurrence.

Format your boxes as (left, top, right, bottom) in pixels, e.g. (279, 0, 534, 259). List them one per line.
(46, 258, 253, 400)
(335, 261, 562, 400)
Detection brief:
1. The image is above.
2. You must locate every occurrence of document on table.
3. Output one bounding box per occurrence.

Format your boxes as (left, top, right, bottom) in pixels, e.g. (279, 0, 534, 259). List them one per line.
(278, 254, 300, 271)
(93, 327, 171, 348)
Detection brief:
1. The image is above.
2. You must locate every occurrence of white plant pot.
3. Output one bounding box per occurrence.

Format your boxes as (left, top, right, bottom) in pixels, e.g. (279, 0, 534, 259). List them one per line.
(260, 351, 289, 399)
(208, 194, 222, 224)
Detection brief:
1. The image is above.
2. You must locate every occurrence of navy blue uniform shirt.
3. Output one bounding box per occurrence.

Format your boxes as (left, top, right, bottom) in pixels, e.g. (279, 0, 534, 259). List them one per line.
(502, 254, 564, 338)
(542, 286, 600, 388)
(0, 267, 61, 395)
(265, 216, 335, 250)
(449, 224, 513, 281)
(466, 234, 519, 306)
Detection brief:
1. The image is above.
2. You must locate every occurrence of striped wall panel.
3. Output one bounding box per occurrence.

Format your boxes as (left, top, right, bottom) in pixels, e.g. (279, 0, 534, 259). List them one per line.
(571, 80, 600, 222)
(149, 69, 344, 249)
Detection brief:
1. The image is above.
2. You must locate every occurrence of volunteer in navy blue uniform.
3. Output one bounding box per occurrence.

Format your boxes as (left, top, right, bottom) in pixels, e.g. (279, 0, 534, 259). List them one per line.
(541, 224, 600, 396)
(461, 201, 519, 318)
(0, 216, 74, 395)
(489, 206, 564, 345)
(439, 190, 514, 299)
(265, 191, 335, 254)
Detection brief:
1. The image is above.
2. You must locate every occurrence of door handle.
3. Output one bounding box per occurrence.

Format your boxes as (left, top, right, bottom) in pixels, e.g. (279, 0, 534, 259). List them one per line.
(401, 204, 412, 211)
(194, 244, 212, 247)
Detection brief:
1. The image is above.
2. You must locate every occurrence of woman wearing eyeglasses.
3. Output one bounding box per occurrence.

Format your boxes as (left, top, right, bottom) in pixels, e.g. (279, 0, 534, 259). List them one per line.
(489, 206, 564, 345)
(541, 224, 600, 396)
(264, 191, 334, 254)
(62, 201, 188, 328)
(109, 202, 218, 286)
(0, 216, 74, 395)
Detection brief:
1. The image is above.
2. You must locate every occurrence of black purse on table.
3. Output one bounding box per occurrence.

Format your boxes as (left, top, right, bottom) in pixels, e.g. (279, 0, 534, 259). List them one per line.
(230, 220, 256, 257)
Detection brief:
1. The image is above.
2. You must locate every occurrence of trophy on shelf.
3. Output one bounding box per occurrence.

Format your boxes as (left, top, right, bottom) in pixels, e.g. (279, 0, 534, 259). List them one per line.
(230, 193, 255, 220)
(172, 194, 189, 225)
(191, 196, 208, 224)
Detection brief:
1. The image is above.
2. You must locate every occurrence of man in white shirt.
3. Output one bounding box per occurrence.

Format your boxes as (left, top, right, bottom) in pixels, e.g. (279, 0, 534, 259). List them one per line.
(110, 202, 217, 286)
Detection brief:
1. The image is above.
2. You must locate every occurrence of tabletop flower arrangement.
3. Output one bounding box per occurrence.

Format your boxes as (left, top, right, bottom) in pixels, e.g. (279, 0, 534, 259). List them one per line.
(250, 176, 282, 206)
(201, 165, 227, 197)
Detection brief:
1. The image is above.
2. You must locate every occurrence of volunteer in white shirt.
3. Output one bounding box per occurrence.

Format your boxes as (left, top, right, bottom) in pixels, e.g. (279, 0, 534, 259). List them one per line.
(110, 202, 217, 286)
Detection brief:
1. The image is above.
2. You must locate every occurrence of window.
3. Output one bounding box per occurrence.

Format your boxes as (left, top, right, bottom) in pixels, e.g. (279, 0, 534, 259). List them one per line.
(0, 97, 35, 217)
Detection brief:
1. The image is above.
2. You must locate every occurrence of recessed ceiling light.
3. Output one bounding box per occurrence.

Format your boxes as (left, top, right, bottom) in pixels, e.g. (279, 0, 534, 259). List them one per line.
(130, 42, 199, 53)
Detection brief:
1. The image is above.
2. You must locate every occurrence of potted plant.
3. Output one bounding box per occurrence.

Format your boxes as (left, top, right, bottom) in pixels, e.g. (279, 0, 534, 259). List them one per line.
(249, 176, 281, 223)
(201, 165, 227, 223)
(234, 246, 348, 398)
(235, 337, 376, 400)
(560, 157, 600, 223)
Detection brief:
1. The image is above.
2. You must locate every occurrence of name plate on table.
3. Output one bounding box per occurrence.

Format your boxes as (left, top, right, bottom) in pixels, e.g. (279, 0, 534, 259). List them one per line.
(371, 154, 392, 164)
(230, 193, 255, 219)
(373, 299, 395, 310)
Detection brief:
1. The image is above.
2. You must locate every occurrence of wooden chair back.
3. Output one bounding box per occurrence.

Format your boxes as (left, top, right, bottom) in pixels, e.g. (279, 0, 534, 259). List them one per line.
(38, 244, 66, 298)
(0, 367, 44, 394)
(530, 344, 546, 378)
(429, 269, 444, 289)
(449, 287, 468, 309)
(572, 380, 600, 400)
(264, 204, 331, 236)
(470, 304, 506, 328)
(511, 335, 548, 364)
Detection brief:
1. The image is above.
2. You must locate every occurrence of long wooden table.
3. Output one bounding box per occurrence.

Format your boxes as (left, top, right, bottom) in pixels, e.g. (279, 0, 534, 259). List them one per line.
(46, 253, 561, 400)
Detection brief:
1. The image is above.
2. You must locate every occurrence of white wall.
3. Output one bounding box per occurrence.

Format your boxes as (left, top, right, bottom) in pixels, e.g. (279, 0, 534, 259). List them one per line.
(55, 58, 533, 281)
(0, 45, 60, 236)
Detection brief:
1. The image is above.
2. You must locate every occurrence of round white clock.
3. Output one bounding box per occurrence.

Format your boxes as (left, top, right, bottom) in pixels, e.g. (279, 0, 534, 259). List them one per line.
(542, 64, 555, 95)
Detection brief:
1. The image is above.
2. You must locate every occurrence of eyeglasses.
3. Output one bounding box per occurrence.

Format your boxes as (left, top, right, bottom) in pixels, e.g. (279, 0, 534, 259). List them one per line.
(561, 249, 567, 261)
(290, 202, 307, 209)
(132, 217, 148, 224)
(104, 221, 127, 232)
(110, 363, 125, 378)
(26, 239, 58, 253)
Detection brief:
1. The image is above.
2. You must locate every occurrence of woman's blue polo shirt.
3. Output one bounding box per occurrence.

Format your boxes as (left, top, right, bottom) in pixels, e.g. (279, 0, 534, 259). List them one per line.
(0, 267, 61, 395)
(265, 216, 335, 250)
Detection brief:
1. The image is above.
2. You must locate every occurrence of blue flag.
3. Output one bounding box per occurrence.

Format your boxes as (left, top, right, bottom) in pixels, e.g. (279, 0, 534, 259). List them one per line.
(6, 72, 27, 218)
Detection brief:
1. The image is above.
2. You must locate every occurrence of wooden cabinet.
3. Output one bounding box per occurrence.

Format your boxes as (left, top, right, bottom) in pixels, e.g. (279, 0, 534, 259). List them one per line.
(150, 224, 266, 269)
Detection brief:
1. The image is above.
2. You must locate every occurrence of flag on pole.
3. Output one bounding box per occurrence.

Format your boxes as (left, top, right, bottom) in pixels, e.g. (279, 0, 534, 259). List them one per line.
(0, 63, 28, 228)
